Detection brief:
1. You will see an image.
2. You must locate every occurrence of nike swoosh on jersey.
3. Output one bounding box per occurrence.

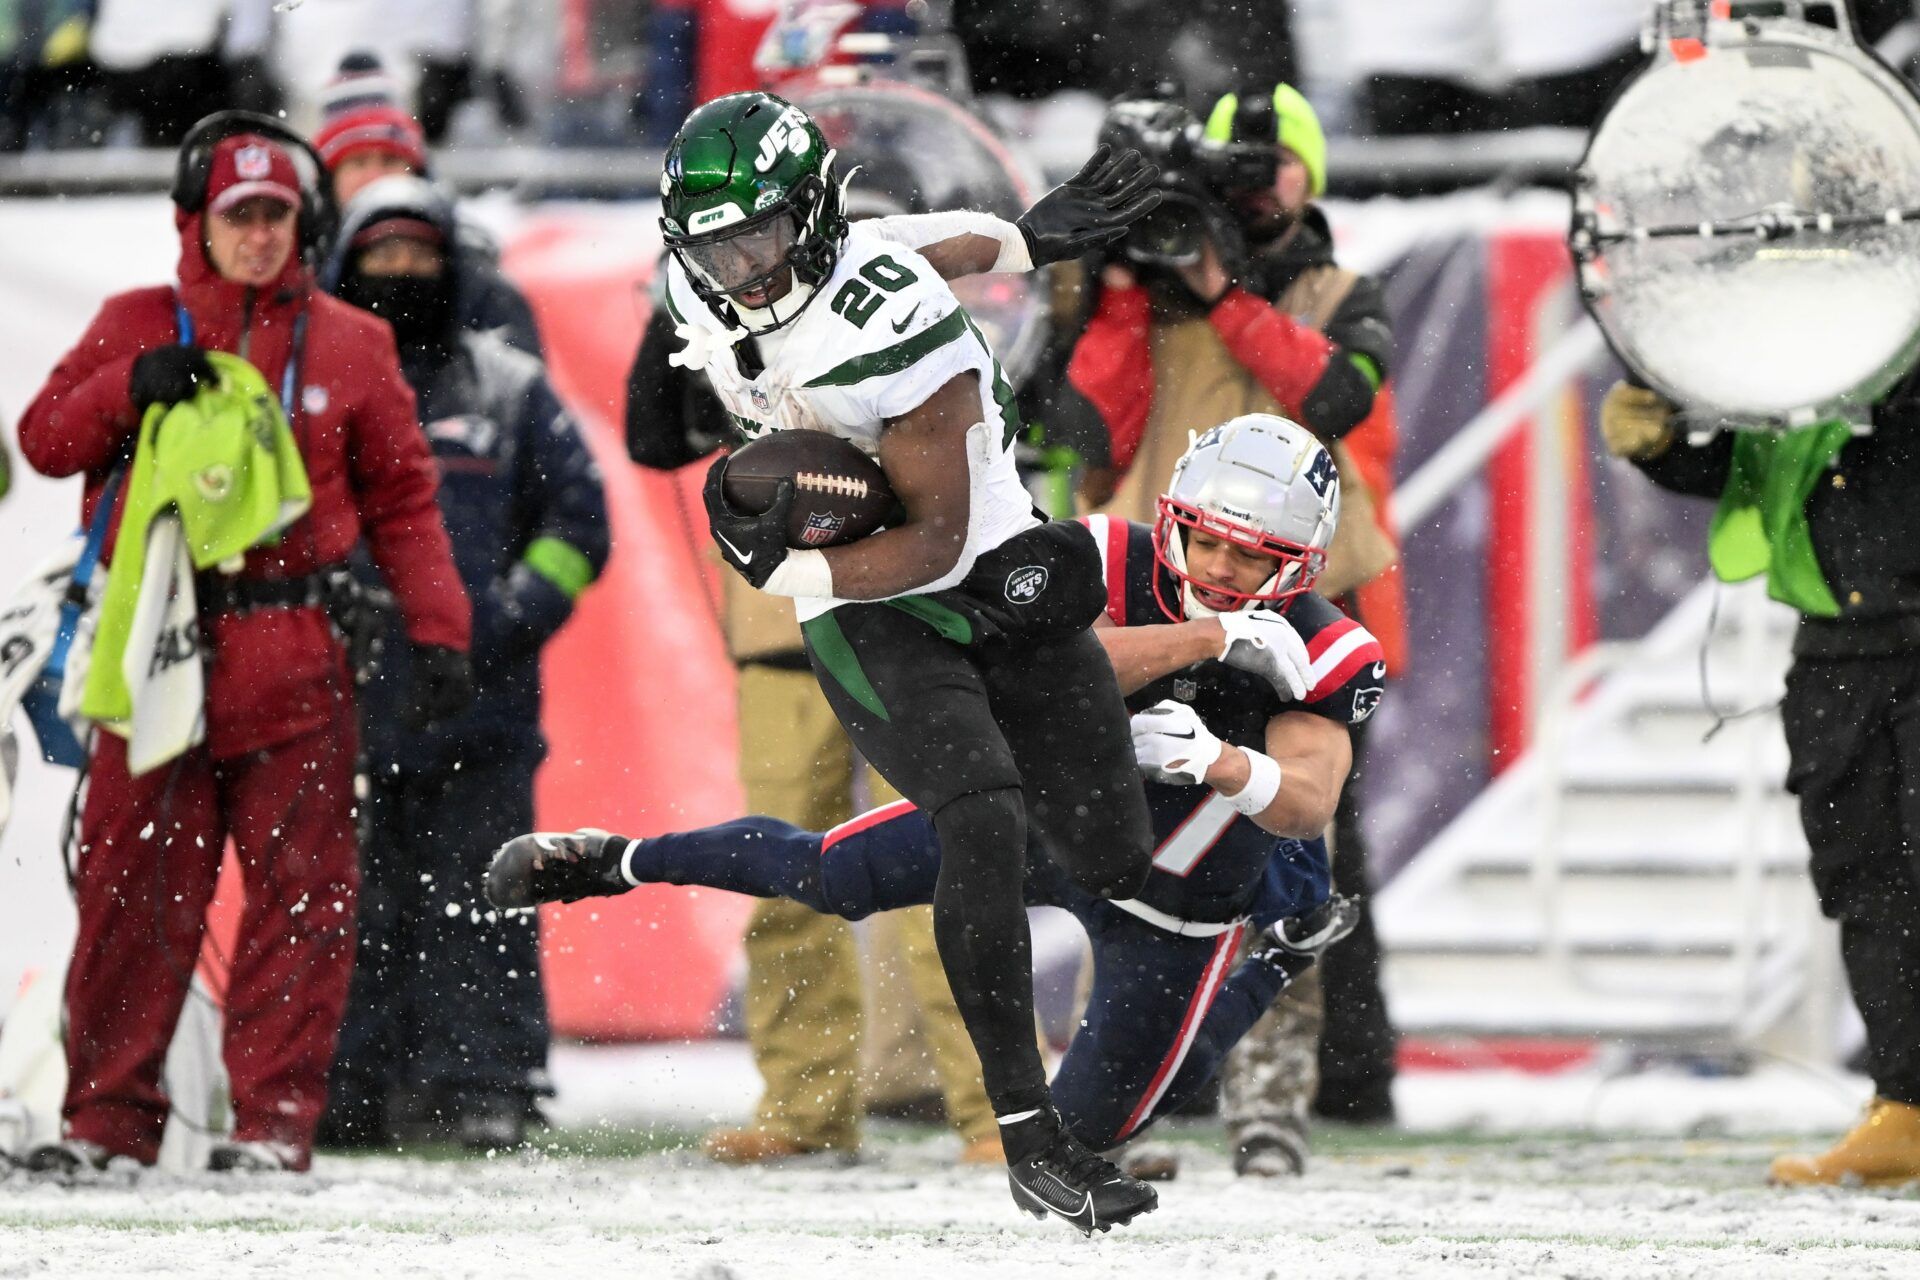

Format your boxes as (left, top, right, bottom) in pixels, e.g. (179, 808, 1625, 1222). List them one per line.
(716, 533, 754, 565)
(890, 303, 922, 334)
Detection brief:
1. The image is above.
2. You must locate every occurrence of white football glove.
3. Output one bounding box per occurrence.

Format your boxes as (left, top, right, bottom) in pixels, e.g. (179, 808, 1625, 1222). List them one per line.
(1130, 699, 1224, 786)
(1219, 609, 1311, 702)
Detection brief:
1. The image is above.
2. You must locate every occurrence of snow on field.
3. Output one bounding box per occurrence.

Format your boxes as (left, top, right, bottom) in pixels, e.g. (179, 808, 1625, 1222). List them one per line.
(4, 1043, 1917, 1280)
(6, 1125, 1919, 1279)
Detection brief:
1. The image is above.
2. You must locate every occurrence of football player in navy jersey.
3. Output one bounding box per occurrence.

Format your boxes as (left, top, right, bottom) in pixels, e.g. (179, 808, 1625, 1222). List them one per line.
(487, 414, 1383, 1203)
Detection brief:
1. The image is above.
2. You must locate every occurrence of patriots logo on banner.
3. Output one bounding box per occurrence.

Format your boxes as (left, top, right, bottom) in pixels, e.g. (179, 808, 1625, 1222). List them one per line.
(800, 512, 845, 546)
(235, 144, 273, 180)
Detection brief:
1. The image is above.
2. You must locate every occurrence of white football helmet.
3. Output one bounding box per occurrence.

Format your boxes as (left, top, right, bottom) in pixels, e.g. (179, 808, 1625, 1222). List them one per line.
(1151, 413, 1340, 620)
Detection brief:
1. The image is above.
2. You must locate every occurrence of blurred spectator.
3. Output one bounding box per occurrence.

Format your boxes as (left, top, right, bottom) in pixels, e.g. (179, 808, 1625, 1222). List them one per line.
(1066, 86, 1403, 1173)
(1342, 0, 1643, 134)
(0, 0, 99, 151)
(89, 0, 279, 146)
(317, 175, 608, 1152)
(266, 0, 532, 142)
(16, 121, 470, 1176)
(637, 0, 916, 144)
(953, 0, 1293, 109)
(312, 51, 544, 357)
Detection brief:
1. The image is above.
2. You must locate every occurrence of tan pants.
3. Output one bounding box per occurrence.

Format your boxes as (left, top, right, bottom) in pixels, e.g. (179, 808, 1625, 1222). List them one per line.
(736, 664, 994, 1148)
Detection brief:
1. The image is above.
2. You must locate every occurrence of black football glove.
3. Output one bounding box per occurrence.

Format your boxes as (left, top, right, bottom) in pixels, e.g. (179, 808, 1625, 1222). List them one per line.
(1015, 144, 1163, 267)
(407, 644, 475, 729)
(702, 455, 793, 590)
(129, 345, 217, 411)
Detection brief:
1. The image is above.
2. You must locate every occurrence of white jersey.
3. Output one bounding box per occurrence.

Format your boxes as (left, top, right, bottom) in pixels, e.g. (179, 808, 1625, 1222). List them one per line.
(664, 221, 1039, 620)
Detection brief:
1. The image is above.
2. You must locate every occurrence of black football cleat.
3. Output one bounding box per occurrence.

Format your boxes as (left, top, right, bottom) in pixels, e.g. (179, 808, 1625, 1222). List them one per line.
(1266, 892, 1361, 959)
(485, 829, 632, 909)
(1007, 1125, 1159, 1235)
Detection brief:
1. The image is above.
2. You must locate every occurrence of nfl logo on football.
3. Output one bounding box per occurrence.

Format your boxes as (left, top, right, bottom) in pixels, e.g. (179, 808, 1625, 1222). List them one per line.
(801, 511, 845, 546)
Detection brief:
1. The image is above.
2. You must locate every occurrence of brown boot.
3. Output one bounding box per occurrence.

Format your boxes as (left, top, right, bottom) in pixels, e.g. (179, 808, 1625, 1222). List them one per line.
(702, 1126, 843, 1165)
(1769, 1098, 1920, 1188)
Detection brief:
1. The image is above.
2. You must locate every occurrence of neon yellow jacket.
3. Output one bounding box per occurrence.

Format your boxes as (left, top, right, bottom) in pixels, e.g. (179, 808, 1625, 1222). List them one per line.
(81, 351, 311, 723)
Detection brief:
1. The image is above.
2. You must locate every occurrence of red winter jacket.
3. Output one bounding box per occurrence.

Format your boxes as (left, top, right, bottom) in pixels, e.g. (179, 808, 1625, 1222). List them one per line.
(19, 206, 469, 758)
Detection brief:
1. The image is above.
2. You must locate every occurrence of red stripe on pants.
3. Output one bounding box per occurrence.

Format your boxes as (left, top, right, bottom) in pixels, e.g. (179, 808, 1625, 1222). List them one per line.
(1115, 922, 1246, 1141)
(62, 715, 360, 1168)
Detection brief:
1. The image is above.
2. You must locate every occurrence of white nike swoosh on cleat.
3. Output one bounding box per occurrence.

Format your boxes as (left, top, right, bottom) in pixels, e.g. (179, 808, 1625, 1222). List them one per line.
(716, 532, 754, 565)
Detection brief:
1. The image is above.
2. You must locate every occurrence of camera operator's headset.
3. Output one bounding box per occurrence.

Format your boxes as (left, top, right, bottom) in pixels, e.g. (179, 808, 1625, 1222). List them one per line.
(171, 110, 340, 264)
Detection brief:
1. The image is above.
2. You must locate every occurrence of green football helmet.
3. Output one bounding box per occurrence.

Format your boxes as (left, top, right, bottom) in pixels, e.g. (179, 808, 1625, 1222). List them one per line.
(660, 91, 848, 333)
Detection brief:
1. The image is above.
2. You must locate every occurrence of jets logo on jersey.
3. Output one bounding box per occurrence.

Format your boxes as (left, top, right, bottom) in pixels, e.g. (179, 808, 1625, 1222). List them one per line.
(755, 106, 812, 173)
(1005, 565, 1049, 604)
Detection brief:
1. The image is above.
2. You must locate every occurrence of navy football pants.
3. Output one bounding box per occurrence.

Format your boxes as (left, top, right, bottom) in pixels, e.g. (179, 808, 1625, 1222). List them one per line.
(628, 803, 1327, 1150)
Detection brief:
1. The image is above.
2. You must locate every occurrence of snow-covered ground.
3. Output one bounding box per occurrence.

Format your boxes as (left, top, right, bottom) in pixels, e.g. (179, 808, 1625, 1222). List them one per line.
(5, 1042, 1917, 1280)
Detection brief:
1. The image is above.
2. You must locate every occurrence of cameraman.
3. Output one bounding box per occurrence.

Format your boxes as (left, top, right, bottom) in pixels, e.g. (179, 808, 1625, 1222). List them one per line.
(1066, 87, 1404, 1176)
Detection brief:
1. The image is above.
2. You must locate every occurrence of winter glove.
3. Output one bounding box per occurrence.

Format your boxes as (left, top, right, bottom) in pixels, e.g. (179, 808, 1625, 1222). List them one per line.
(406, 644, 475, 729)
(1130, 699, 1224, 786)
(703, 454, 792, 590)
(129, 346, 217, 412)
(486, 827, 626, 908)
(1016, 144, 1163, 267)
(1219, 609, 1312, 701)
(1600, 381, 1678, 460)
(476, 562, 573, 672)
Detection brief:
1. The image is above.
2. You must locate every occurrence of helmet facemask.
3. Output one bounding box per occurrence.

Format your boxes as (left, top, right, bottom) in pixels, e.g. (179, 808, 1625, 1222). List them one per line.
(1152, 494, 1325, 621)
(665, 156, 844, 336)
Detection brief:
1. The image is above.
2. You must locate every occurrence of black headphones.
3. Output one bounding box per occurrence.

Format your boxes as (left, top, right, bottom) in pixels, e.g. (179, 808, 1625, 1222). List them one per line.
(172, 110, 340, 262)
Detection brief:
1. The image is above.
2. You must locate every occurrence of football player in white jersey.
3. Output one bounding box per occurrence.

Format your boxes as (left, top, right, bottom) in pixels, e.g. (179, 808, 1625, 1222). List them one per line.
(658, 91, 1167, 1230)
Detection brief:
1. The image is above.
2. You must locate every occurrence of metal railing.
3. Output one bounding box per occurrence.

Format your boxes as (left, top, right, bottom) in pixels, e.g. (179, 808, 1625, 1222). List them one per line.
(1393, 307, 1816, 1047)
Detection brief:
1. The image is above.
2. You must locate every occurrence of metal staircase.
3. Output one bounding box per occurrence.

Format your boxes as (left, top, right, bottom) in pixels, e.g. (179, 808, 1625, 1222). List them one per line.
(1377, 578, 1843, 1055)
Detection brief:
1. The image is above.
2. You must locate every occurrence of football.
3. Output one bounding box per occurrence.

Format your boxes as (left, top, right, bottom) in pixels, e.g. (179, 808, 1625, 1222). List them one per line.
(720, 429, 898, 549)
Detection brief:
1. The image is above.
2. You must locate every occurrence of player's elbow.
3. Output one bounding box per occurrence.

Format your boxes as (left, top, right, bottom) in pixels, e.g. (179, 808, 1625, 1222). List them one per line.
(1260, 774, 1343, 839)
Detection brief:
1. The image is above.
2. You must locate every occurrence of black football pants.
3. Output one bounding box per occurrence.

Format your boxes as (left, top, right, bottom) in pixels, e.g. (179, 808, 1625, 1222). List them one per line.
(1782, 651, 1920, 1107)
(802, 601, 1153, 1112)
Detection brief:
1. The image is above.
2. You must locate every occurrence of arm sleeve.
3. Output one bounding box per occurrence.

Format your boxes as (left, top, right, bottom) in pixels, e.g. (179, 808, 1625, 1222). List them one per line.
(347, 324, 472, 651)
(1209, 288, 1386, 442)
(868, 211, 1030, 272)
(17, 303, 146, 479)
(1630, 431, 1736, 498)
(1292, 601, 1388, 725)
(1065, 283, 1154, 475)
(626, 304, 734, 470)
